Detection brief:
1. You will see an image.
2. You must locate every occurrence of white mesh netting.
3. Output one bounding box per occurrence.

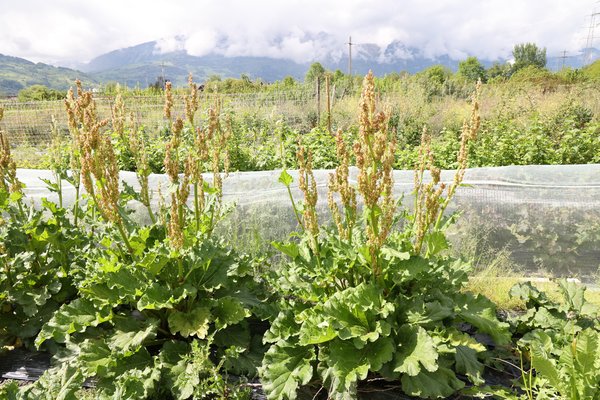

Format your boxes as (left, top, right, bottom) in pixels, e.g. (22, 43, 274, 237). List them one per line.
(16, 164, 600, 282)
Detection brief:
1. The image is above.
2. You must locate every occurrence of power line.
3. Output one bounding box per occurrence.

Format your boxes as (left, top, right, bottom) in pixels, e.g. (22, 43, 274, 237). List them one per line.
(558, 50, 572, 69)
(584, 2, 600, 64)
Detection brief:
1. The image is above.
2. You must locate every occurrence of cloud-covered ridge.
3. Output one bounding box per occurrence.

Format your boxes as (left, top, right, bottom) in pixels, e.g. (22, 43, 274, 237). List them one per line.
(0, 0, 595, 66)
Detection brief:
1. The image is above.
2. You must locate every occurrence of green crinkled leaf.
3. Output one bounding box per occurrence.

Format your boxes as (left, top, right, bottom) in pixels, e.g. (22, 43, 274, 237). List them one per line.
(79, 283, 123, 307)
(214, 321, 251, 349)
(159, 341, 199, 400)
(444, 329, 487, 352)
(425, 230, 449, 256)
(259, 341, 315, 400)
(190, 257, 229, 290)
(87, 266, 148, 303)
(0, 381, 19, 399)
(14, 287, 51, 317)
(406, 300, 454, 325)
(19, 363, 85, 400)
(213, 296, 249, 329)
(455, 346, 484, 385)
(526, 328, 600, 399)
(520, 330, 554, 353)
(390, 256, 430, 282)
(530, 342, 562, 393)
(557, 279, 586, 313)
(380, 246, 410, 261)
(36, 298, 111, 347)
(136, 283, 196, 311)
(320, 337, 395, 400)
(531, 307, 566, 331)
(572, 329, 600, 375)
(105, 365, 160, 400)
(264, 310, 301, 344)
(558, 329, 600, 388)
(278, 169, 293, 187)
(138, 250, 169, 276)
(509, 282, 550, 308)
(297, 308, 337, 345)
(272, 241, 299, 259)
(96, 350, 160, 400)
(323, 283, 394, 343)
(109, 317, 158, 356)
(77, 339, 113, 376)
(393, 325, 438, 376)
(9, 190, 23, 203)
(401, 367, 465, 398)
(222, 331, 266, 376)
(168, 307, 211, 338)
(456, 293, 511, 345)
(136, 283, 175, 310)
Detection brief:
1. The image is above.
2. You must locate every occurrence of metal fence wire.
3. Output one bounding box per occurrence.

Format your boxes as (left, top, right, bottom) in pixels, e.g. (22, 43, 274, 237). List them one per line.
(0, 90, 332, 146)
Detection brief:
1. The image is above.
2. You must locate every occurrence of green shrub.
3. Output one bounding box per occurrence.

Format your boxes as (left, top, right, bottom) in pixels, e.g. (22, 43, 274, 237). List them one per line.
(17, 85, 66, 102)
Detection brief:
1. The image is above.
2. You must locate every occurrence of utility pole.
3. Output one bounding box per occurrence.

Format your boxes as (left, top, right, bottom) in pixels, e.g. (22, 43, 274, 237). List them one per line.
(348, 36, 353, 77)
(559, 50, 570, 69)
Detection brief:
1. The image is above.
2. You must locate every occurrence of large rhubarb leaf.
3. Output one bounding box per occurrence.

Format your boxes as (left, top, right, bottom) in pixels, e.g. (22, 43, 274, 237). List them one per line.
(320, 337, 394, 400)
(322, 283, 394, 343)
(393, 325, 438, 376)
(36, 298, 111, 347)
(168, 307, 211, 338)
(259, 340, 315, 400)
(401, 367, 465, 398)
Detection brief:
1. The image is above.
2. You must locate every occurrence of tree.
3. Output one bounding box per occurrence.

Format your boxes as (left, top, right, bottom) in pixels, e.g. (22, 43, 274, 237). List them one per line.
(419, 65, 452, 85)
(17, 85, 65, 101)
(282, 76, 296, 87)
(305, 62, 326, 83)
(333, 69, 345, 82)
(487, 62, 511, 81)
(457, 56, 487, 82)
(512, 43, 546, 72)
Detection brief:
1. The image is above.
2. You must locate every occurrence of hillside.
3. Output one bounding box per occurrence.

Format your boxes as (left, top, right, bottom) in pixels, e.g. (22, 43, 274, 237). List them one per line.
(83, 42, 309, 87)
(81, 39, 597, 87)
(82, 41, 310, 86)
(581, 58, 600, 79)
(0, 54, 97, 96)
(80, 40, 470, 85)
(1, 40, 597, 95)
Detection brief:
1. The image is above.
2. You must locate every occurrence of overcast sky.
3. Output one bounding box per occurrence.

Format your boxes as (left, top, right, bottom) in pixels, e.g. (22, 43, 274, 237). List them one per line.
(0, 0, 596, 66)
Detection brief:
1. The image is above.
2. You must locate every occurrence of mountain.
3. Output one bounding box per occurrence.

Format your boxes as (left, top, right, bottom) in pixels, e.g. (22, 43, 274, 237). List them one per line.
(0, 54, 97, 96)
(80, 41, 308, 87)
(79, 39, 490, 86)
(1, 39, 599, 96)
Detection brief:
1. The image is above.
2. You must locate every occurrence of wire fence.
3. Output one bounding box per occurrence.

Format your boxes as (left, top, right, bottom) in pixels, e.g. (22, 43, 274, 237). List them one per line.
(0, 89, 348, 146)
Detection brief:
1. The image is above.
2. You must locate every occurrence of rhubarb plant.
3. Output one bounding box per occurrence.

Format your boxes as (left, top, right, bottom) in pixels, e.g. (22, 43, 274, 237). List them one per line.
(260, 74, 510, 400)
(13, 79, 269, 400)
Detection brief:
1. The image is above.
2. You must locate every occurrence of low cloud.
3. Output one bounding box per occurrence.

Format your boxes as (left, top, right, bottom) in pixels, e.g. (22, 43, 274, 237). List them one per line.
(0, 0, 595, 65)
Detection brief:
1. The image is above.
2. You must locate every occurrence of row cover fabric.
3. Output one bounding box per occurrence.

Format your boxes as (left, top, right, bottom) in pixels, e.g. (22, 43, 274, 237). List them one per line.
(16, 165, 600, 282)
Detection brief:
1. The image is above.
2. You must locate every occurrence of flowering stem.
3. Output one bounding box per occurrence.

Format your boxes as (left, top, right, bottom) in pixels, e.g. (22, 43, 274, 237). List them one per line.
(146, 203, 156, 224)
(194, 182, 200, 233)
(73, 185, 80, 227)
(285, 184, 304, 232)
(116, 221, 133, 255)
